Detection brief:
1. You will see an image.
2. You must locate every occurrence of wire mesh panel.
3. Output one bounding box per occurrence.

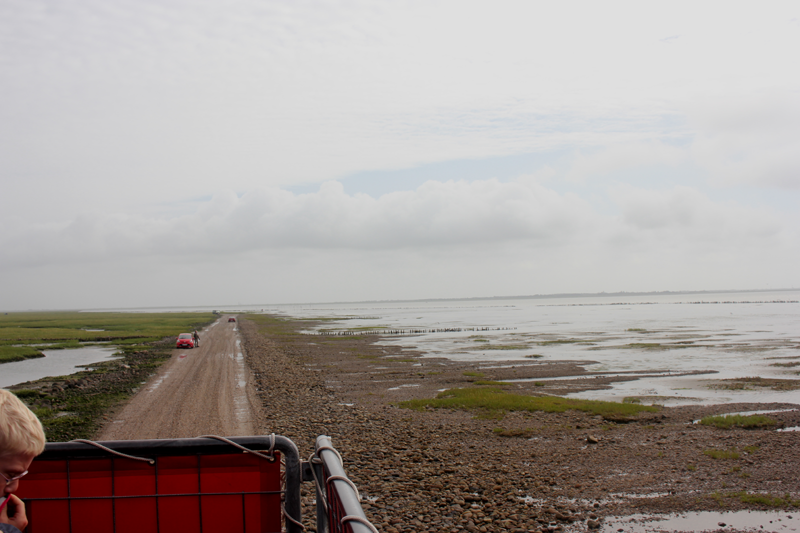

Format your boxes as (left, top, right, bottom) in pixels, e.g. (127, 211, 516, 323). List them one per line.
(323, 465, 354, 533)
(314, 436, 377, 533)
(15, 436, 301, 533)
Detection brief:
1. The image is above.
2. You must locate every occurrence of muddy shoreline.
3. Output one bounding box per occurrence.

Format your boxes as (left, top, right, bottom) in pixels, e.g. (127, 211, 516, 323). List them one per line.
(241, 315, 800, 533)
(7, 341, 176, 441)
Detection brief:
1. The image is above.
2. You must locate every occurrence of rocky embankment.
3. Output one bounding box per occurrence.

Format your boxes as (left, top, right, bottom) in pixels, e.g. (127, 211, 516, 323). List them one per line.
(240, 317, 800, 533)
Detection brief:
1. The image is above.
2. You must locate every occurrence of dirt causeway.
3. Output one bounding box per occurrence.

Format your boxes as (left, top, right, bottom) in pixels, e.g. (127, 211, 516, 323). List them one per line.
(99, 317, 258, 439)
(101, 315, 800, 533)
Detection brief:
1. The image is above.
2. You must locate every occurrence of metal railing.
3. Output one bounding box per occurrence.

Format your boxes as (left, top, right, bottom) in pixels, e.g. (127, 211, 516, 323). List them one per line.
(312, 435, 378, 533)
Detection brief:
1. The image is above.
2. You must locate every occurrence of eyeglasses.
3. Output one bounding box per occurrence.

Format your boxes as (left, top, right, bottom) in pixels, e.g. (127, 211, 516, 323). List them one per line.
(1, 471, 28, 486)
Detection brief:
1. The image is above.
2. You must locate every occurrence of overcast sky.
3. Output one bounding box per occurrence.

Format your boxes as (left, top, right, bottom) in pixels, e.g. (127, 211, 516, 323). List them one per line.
(1, 0, 799, 310)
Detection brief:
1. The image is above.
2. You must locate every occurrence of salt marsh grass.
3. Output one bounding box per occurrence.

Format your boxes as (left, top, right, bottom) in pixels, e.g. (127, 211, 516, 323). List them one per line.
(730, 492, 800, 507)
(703, 449, 740, 460)
(0, 311, 216, 363)
(700, 414, 777, 429)
(399, 387, 658, 420)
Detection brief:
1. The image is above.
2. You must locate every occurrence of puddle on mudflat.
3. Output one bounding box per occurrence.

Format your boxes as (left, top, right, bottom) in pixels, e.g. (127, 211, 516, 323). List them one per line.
(601, 510, 800, 532)
(387, 384, 421, 390)
(0, 346, 119, 388)
(509, 371, 686, 382)
(692, 409, 799, 424)
(608, 492, 672, 500)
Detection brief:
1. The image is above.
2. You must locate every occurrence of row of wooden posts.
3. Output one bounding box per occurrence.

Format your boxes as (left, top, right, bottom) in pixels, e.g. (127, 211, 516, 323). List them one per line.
(316, 326, 516, 336)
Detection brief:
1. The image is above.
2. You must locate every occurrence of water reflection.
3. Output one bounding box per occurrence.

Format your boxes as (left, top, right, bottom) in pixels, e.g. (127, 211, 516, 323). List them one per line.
(0, 346, 118, 389)
(602, 510, 800, 532)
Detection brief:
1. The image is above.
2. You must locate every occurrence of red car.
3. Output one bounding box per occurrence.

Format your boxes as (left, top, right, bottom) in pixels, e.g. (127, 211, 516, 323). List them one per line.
(176, 333, 195, 349)
(228, 317, 236, 322)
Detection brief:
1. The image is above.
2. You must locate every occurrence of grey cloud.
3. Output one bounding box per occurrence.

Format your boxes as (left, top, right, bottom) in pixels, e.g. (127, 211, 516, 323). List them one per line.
(1, 179, 595, 268)
(689, 93, 800, 189)
(565, 142, 688, 182)
(5, 178, 795, 276)
(612, 185, 785, 244)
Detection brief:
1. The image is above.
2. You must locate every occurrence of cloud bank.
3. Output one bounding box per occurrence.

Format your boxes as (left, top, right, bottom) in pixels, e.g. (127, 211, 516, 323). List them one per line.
(4, 177, 794, 265)
(1, 1, 799, 308)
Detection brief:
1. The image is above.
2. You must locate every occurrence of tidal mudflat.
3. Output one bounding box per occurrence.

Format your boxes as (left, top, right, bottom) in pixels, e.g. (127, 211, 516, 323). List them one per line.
(271, 290, 800, 408)
(240, 311, 800, 533)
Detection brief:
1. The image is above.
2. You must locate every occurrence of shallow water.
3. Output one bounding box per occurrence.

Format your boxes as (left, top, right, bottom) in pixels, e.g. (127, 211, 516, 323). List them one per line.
(601, 510, 800, 532)
(263, 290, 800, 406)
(0, 346, 118, 389)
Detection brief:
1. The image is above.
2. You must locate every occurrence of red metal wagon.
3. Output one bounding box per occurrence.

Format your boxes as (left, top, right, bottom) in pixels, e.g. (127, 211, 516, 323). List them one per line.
(15, 434, 377, 533)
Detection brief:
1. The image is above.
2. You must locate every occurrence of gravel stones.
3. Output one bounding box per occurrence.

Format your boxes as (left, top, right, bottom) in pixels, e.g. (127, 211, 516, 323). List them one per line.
(240, 317, 800, 533)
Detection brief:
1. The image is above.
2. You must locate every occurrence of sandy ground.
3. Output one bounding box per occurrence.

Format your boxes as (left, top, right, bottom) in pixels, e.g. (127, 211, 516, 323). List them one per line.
(98, 317, 258, 440)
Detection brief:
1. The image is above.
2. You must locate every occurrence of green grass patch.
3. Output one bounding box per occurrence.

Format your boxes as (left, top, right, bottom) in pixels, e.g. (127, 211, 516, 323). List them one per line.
(623, 397, 642, 404)
(493, 427, 535, 438)
(744, 445, 760, 454)
(0, 345, 45, 363)
(474, 380, 511, 386)
(12, 389, 46, 399)
(28, 341, 83, 350)
(398, 387, 658, 420)
(687, 464, 697, 471)
(245, 314, 307, 339)
(699, 414, 777, 429)
(703, 449, 740, 460)
(538, 339, 584, 345)
(627, 328, 647, 332)
(771, 361, 800, 367)
(728, 492, 800, 507)
(710, 491, 725, 506)
(463, 371, 485, 378)
(474, 409, 505, 420)
(114, 337, 162, 345)
(524, 354, 544, 359)
(709, 377, 800, 391)
(588, 342, 680, 351)
(480, 345, 529, 350)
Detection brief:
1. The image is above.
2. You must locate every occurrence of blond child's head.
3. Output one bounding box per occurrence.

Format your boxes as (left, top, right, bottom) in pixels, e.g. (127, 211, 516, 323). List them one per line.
(0, 389, 46, 458)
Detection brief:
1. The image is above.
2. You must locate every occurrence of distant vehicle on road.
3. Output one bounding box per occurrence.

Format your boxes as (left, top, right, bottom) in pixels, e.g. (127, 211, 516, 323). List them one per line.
(176, 333, 195, 349)
(228, 317, 236, 322)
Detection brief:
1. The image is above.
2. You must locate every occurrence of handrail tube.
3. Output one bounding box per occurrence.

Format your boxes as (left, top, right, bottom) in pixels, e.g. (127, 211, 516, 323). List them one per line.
(315, 435, 375, 533)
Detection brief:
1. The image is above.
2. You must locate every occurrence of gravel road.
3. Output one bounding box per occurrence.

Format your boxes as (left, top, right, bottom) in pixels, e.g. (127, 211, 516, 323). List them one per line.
(98, 317, 257, 440)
